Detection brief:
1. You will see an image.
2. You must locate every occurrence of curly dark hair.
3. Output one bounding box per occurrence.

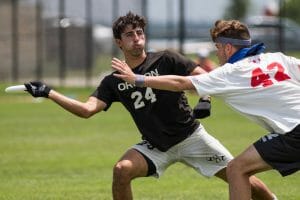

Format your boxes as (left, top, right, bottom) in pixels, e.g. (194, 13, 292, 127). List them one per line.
(112, 12, 147, 39)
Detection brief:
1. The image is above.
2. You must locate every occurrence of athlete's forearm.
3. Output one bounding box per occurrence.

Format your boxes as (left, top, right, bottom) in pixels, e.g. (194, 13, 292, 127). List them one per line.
(48, 90, 99, 118)
(112, 57, 195, 91)
(143, 75, 194, 91)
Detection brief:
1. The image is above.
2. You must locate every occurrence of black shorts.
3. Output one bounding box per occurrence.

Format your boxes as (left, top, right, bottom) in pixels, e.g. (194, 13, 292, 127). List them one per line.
(254, 125, 300, 177)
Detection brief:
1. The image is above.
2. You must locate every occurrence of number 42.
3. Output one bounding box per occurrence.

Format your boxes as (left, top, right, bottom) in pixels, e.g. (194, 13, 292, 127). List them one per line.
(251, 62, 291, 87)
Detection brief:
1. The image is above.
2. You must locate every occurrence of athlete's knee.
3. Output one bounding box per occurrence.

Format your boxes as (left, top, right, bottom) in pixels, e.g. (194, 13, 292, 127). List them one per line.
(226, 159, 246, 177)
(113, 160, 134, 184)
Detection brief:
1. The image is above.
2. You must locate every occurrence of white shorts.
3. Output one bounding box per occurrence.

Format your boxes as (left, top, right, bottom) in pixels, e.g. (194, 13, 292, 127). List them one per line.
(133, 124, 233, 178)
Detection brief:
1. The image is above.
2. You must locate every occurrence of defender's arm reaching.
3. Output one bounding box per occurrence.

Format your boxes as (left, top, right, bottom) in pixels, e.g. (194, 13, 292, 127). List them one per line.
(111, 58, 195, 92)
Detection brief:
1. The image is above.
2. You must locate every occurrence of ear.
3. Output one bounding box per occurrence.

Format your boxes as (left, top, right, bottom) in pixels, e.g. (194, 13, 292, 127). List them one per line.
(224, 43, 232, 52)
(225, 43, 235, 57)
(115, 39, 122, 48)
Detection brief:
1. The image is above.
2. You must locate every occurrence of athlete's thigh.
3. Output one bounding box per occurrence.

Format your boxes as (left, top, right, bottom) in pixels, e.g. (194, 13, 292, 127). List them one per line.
(133, 141, 175, 178)
(180, 125, 233, 177)
(254, 129, 300, 176)
(233, 145, 272, 174)
(117, 148, 149, 178)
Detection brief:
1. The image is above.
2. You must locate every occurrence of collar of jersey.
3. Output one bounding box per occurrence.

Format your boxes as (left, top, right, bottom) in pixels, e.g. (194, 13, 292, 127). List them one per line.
(227, 43, 265, 64)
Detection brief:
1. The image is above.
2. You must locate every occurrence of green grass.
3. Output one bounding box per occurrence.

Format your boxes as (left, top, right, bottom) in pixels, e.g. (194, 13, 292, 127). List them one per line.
(0, 85, 299, 200)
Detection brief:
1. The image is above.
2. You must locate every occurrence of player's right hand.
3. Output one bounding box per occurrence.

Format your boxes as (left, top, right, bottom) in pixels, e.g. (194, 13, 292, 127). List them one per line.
(24, 81, 51, 98)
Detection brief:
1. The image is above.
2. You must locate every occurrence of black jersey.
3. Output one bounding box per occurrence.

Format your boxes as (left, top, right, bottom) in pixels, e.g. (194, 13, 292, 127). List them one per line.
(92, 50, 200, 151)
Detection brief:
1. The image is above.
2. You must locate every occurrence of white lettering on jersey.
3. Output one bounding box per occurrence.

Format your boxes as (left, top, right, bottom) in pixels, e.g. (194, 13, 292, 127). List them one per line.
(144, 68, 159, 77)
(117, 68, 160, 91)
(118, 82, 134, 91)
(131, 88, 157, 109)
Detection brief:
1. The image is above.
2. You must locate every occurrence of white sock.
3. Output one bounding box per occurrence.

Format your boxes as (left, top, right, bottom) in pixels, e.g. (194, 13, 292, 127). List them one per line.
(272, 193, 278, 200)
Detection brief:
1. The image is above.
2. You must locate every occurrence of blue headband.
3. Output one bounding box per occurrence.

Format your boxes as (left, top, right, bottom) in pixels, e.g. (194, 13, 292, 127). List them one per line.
(215, 36, 251, 46)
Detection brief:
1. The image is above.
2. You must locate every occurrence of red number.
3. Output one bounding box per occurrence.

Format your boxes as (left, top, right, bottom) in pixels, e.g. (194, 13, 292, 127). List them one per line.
(251, 62, 290, 88)
(267, 62, 291, 81)
(251, 67, 273, 87)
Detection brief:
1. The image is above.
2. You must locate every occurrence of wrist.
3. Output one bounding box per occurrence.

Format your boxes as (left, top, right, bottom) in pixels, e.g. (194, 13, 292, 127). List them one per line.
(44, 85, 51, 98)
(135, 74, 145, 87)
(200, 95, 211, 102)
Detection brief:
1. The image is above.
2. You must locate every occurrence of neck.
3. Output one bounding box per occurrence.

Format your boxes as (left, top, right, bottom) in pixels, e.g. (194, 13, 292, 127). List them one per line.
(227, 43, 265, 64)
(125, 51, 147, 69)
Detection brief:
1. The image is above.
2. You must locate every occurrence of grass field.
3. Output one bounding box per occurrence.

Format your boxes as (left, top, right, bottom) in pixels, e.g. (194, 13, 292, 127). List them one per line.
(0, 85, 299, 200)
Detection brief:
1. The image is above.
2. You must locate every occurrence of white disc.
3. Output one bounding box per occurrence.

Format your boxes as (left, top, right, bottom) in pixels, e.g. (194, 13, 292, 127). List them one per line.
(5, 85, 26, 93)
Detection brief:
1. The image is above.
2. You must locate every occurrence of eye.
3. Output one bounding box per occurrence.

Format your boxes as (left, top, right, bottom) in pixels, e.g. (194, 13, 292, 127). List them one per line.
(136, 30, 144, 35)
(125, 32, 134, 37)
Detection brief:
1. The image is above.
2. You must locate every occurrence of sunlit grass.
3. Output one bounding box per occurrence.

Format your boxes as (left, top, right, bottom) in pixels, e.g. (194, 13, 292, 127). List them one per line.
(0, 85, 299, 199)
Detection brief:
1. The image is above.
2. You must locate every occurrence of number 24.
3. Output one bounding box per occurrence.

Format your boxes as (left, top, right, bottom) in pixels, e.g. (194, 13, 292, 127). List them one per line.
(251, 62, 291, 87)
(131, 88, 157, 109)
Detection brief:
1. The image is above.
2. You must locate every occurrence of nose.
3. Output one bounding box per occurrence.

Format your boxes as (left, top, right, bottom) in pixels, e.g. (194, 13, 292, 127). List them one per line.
(132, 32, 140, 41)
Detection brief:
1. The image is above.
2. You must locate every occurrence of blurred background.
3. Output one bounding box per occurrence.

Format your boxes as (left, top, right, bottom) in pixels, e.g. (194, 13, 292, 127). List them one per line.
(1, 0, 300, 87)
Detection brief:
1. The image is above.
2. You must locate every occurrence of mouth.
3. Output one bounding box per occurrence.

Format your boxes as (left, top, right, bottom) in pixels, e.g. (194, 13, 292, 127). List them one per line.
(133, 44, 143, 48)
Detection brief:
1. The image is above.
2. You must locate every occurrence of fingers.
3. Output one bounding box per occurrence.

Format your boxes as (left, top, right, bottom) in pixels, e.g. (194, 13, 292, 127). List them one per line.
(111, 58, 128, 80)
(111, 58, 136, 84)
(113, 73, 125, 79)
(111, 58, 127, 72)
(111, 57, 133, 76)
(111, 62, 122, 72)
(112, 57, 123, 63)
(24, 83, 31, 92)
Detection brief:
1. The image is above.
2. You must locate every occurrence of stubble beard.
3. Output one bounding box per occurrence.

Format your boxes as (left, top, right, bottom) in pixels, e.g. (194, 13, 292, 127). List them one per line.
(131, 46, 144, 57)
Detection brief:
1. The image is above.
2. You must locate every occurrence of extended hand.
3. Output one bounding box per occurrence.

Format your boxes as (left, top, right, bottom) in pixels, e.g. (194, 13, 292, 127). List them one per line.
(24, 81, 51, 98)
(193, 95, 211, 119)
(111, 58, 136, 84)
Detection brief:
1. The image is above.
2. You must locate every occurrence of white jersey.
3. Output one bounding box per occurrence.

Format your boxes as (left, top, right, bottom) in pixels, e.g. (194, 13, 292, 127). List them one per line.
(189, 52, 300, 134)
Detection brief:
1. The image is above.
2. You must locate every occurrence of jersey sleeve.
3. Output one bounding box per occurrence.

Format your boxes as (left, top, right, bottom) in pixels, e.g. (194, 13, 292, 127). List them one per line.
(90, 75, 117, 111)
(164, 50, 198, 75)
(188, 64, 231, 96)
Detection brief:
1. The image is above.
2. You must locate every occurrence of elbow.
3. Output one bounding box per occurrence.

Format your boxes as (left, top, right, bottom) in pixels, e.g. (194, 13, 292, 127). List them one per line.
(78, 112, 92, 119)
(76, 100, 102, 118)
(171, 79, 191, 92)
(77, 107, 97, 119)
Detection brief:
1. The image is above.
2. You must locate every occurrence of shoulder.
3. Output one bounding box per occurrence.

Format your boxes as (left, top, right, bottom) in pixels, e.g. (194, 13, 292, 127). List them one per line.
(161, 50, 192, 64)
(102, 72, 116, 82)
(144, 50, 182, 66)
(243, 52, 294, 67)
(253, 52, 291, 62)
(97, 72, 120, 87)
(163, 49, 184, 58)
(147, 50, 178, 59)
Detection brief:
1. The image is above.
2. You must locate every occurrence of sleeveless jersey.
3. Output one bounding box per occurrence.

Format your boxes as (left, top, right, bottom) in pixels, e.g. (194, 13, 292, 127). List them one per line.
(92, 50, 200, 151)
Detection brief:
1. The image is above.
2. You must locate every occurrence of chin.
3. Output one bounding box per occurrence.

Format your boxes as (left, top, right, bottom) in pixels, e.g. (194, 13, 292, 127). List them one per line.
(132, 49, 144, 57)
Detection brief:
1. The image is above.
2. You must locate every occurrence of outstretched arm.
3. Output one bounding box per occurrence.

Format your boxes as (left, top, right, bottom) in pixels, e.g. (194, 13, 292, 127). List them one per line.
(49, 90, 105, 118)
(111, 58, 195, 92)
(25, 81, 106, 118)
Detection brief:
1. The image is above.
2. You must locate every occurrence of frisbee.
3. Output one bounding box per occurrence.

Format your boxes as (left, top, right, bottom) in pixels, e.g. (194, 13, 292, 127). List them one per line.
(5, 85, 27, 93)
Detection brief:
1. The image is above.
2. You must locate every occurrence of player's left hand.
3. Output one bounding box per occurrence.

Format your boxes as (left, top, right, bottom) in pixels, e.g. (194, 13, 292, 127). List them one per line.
(193, 95, 211, 119)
